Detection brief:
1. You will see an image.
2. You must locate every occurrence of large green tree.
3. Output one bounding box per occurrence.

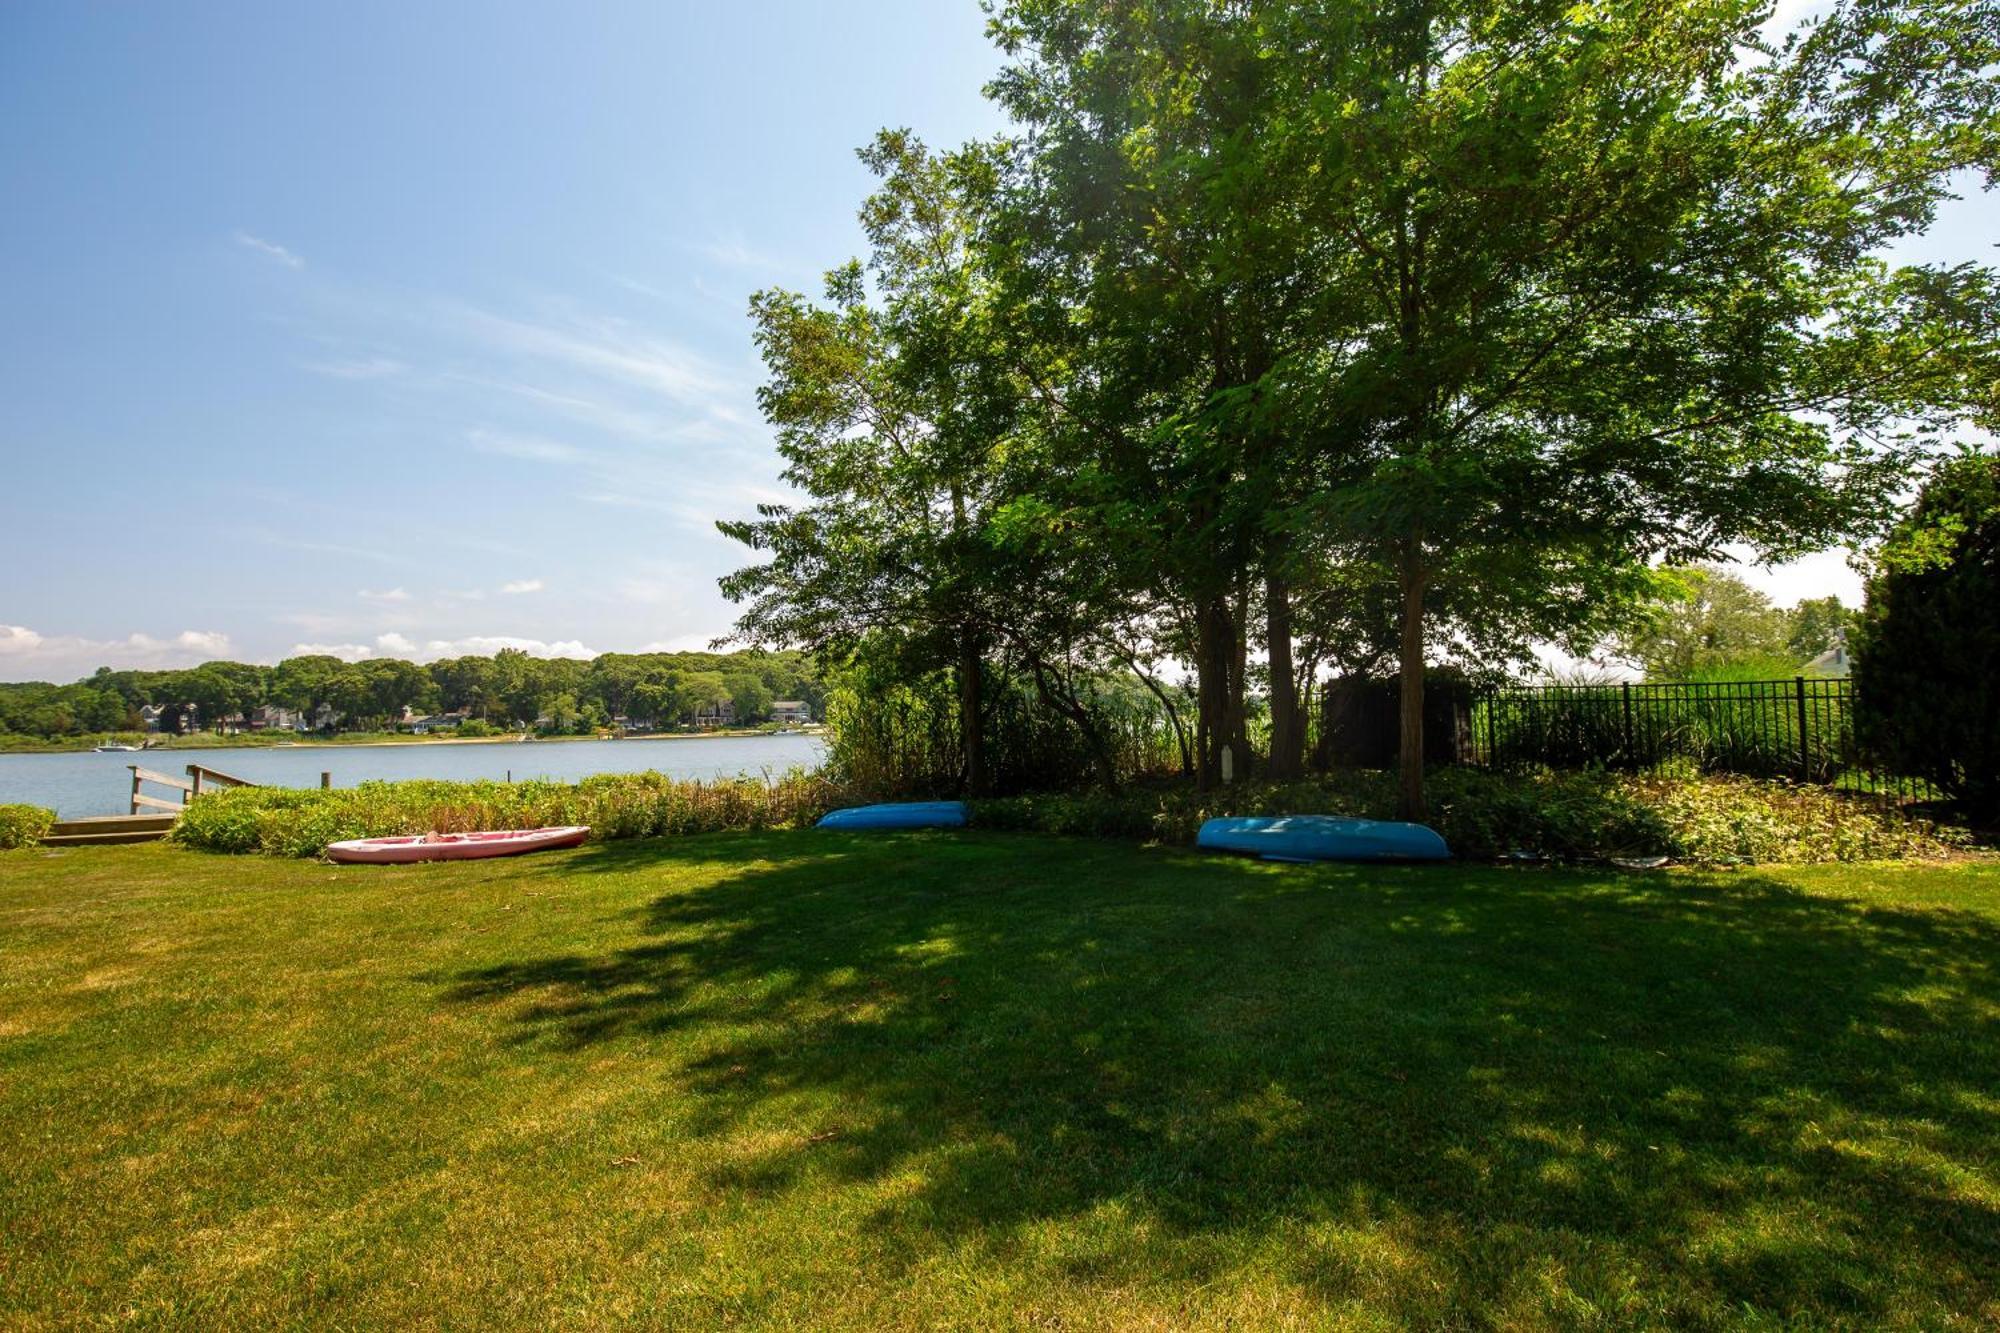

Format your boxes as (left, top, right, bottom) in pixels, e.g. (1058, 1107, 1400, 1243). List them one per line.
(721, 134, 1042, 792)
(1282, 0, 1996, 815)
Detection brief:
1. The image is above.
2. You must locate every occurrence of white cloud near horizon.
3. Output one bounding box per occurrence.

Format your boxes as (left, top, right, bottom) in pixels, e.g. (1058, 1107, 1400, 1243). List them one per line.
(235, 231, 304, 269)
(499, 579, 545, 595)
(287, 633, 597, 664)
(0, 625, 238, 681)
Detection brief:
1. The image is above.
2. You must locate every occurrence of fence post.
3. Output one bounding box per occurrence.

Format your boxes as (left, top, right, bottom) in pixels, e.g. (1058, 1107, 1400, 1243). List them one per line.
(321, 772, 331, 790)
(1795, 676, 1811, 781)
(1621, 682, 1635, 767)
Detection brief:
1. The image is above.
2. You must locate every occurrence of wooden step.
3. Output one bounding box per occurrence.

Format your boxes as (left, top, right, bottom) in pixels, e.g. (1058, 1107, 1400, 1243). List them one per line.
(40, 829, 173, 847)
(49, 814, 178, 836)
(42, 814, 178, 846)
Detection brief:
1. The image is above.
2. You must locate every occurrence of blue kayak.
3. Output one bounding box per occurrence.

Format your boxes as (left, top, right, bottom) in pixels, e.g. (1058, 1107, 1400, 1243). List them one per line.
(1197, 815, 1450, 863)
(816, 801, 969, 831)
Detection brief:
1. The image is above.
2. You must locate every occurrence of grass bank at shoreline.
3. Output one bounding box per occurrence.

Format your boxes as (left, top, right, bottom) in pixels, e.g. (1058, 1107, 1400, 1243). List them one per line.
(3, 836, 1997, 1326)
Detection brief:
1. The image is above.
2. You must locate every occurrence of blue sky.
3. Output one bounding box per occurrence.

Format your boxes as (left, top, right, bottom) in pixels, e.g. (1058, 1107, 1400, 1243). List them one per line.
(0, 2, 1991, 683)
(0, 1, 1007, 680)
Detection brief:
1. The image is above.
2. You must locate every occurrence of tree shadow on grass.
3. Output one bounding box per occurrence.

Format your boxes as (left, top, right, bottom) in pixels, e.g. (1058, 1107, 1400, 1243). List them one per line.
(432, 832, 2000, 1321)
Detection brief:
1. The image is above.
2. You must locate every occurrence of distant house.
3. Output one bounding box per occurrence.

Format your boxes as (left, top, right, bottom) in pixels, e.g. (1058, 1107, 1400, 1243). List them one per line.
(770, 700, 812, 725)
(248, 704, 300, 731)
(309, 703, 343, 732)
(691, 699, 736, 728)
(395, 707, 470, 735)
(1804, 633, 1852, 679)
(612, 715, 656, 734)
(139, 703, 167, 733)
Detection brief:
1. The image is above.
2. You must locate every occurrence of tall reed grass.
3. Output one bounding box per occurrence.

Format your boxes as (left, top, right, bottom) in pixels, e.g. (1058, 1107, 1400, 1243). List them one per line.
(820, 669, 1184, 795)
(171, 769, 846, 857)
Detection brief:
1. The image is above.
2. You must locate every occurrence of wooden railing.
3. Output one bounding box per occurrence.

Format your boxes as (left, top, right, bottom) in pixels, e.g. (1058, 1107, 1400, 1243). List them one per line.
(128, 763, 260, 815)
(128, 766, 192, 814)
(187, 763, 256, 797)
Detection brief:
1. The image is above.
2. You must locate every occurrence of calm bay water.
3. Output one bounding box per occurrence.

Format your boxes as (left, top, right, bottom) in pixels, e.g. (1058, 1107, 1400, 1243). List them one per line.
(0, 733, 827, 820)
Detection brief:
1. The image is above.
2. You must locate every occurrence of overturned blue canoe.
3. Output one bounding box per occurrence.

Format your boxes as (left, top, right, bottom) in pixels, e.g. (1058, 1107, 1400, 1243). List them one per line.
(816, 800, 969, 831)
(1197, 815, 1450, 863)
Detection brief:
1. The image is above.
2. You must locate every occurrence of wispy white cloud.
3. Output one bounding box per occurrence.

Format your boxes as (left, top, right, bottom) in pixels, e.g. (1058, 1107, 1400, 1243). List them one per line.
(695, 233, 784, 272)
(359, 587, 412, 603)
(247, 530, 401, 565)
(449, 306, 733, 406)
(464, 428, 589, 464)
(235, 231, 304, 269)
(580, 473, 791, 532)
(304, 356, 404, 380)
(499, 579, 545, 595)
(0, 625, 237, 681)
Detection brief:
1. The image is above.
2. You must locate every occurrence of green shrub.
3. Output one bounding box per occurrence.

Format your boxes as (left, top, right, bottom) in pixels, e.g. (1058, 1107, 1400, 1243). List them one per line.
(0, 804, 56, 849)
(970, 769, 1967, 865)
(171, 769, 849, 857)
(1853, 452, 2000, 814)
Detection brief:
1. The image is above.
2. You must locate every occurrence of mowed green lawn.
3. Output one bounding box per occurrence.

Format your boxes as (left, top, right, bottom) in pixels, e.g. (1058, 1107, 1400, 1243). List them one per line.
(3, 836, 1997, 1329)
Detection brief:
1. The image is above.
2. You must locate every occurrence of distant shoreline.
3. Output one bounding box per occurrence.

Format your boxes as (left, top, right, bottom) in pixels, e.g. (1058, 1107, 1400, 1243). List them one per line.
(0, 727, 824, 757)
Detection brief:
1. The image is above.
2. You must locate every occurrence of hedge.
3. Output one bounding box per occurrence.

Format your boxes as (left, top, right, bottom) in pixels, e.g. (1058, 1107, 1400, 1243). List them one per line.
(969, 768, 1969, 865)
(0, 804, 56, 850)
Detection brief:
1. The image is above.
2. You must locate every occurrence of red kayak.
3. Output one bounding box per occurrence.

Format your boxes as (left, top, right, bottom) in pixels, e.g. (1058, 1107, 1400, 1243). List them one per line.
(326, 826, 590, 865)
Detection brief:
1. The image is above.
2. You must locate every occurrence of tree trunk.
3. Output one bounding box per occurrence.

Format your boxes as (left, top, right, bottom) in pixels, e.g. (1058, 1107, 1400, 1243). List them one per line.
(957, 631, 987, 797)
(1265, 567, 1303, 780)
(1228, 579, 1251, 776)
(1194, 595, 1232, 790)
(1397, 545, 1429, 822)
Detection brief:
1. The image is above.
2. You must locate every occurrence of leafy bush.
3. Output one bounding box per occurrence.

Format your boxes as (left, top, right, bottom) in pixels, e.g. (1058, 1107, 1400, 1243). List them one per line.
(971, 769, 1967, 865)
(172, 769, 848, 857)
(0, 804, 56, 849)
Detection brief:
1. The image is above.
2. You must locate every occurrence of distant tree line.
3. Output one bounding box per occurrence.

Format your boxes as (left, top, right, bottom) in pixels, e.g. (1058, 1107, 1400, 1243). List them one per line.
(0, 649, 821, 740)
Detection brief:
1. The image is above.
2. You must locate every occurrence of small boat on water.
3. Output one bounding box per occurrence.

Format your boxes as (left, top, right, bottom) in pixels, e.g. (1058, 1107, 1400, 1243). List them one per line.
(817, 801, 968, 831)
(1197, 815, 1450, 863)
(93, 742, 141, 752)
(326, 825, 590, 865)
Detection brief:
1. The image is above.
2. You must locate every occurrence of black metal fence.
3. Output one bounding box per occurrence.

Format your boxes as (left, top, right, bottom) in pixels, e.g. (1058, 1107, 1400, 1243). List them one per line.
(1471, 677, 1935, 801)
